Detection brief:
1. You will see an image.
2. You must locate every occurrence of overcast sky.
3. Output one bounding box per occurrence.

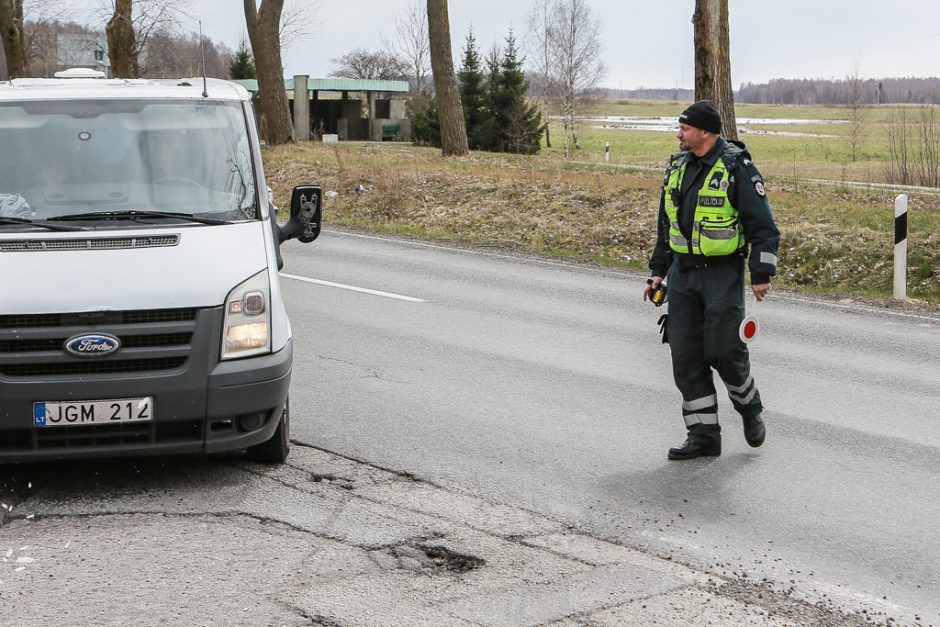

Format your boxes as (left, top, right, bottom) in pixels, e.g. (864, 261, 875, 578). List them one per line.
(98, 1, 940, 89)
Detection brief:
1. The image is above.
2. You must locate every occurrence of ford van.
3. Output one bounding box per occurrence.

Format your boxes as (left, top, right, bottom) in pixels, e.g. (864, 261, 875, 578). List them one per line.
(0, 74, 320, 464)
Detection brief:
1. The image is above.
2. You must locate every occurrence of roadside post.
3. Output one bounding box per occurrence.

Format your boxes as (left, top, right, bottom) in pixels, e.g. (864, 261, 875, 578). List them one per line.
(605, 141, 610, 163)
(894, 193, 908, 300)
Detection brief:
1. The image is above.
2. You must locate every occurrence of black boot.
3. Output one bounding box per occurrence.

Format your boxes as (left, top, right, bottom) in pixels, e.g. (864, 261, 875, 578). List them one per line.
(668, 430, 721, 460)
(743, 414, 765, 448)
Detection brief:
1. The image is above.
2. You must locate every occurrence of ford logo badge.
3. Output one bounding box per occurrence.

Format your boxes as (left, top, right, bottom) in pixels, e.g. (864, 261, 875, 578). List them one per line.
(64, 333, 121, 358)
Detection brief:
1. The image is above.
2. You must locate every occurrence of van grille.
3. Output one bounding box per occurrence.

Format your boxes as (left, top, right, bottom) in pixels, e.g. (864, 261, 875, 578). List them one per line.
(0, 308, 199, 378)
(0, 235, 179, 252)
(0, 308, 198, 329)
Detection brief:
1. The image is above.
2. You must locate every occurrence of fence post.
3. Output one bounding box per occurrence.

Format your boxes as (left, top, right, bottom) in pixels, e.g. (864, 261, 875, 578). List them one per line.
(894, 194, 908, 300)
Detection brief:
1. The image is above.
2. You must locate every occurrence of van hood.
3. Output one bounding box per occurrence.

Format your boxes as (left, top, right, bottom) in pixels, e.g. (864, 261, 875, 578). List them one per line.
(2, 222, 270, 315)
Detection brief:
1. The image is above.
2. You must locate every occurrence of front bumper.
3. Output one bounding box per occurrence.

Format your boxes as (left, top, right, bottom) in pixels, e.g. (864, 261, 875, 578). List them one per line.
(0, 334, 293, 463)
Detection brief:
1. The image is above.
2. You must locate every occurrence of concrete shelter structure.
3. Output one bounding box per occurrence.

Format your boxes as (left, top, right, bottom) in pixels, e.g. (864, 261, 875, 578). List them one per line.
(233, 77, 410, 142)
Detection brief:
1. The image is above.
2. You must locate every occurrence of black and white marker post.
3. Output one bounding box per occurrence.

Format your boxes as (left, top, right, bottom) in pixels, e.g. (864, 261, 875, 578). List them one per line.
(894, 193, 908, 300)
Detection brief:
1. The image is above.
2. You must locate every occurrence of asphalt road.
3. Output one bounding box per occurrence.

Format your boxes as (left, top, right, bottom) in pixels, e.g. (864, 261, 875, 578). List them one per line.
(281, 229, 940, 625)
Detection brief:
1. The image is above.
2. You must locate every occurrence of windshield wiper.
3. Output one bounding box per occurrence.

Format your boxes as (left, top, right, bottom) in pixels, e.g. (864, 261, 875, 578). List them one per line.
(0, 216, 86, 231)
(48, 210, 230, 226)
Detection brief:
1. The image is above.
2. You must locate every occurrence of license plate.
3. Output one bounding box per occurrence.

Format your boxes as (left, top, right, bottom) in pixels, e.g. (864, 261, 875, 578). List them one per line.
(33, 397, 153, 427)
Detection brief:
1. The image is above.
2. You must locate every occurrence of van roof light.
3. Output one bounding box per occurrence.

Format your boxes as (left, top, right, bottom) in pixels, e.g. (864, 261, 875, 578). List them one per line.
(54, 68, 106, 79)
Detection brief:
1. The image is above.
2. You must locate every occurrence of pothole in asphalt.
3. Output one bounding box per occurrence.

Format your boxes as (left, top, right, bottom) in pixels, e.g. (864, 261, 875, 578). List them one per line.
(310, 473, 355, 490)
(370, 542, 486, 575)
(421, 544, 486, 573)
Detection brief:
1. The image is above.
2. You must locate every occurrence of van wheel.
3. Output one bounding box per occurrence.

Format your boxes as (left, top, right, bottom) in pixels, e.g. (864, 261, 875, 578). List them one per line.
(248, 397, 290, 464)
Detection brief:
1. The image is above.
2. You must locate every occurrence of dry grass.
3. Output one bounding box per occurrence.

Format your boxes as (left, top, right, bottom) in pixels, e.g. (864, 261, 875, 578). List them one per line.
(263, 141, 940, 306)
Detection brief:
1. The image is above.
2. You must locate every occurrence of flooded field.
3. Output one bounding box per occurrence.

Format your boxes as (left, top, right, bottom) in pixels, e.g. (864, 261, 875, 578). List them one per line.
(579, 115, 847, 138)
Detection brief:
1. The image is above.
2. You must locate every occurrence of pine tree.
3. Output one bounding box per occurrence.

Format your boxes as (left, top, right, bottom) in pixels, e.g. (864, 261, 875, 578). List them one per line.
(229, 36, 257, 80)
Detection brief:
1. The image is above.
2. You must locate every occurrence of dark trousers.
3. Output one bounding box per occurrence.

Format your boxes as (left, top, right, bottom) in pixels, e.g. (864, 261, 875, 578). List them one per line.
(665, 257, 763, 434)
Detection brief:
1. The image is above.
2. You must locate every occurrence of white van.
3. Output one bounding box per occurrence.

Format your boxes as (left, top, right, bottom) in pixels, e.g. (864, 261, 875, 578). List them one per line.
(0, 75, 320, 464)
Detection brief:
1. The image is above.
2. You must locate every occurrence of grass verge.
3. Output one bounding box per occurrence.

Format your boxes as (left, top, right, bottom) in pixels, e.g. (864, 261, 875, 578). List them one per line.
(263, 140, 940, 308)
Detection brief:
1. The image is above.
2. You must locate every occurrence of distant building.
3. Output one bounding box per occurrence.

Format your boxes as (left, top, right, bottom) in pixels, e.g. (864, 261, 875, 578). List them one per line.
(56, 34, 111, 77)
(233, 77, 411, 142)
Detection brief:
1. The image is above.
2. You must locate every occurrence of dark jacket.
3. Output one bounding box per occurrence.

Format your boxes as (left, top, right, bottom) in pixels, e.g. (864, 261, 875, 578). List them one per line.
(649, 138, 780, 284)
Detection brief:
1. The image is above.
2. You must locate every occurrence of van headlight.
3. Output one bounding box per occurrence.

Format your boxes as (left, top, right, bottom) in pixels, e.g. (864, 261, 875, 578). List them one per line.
(221, 270, 271, 360)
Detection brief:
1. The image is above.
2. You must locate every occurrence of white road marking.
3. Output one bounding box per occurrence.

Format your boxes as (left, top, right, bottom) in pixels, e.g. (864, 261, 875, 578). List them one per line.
(280, 273, 426, 303)
(322, 230, 940, 324)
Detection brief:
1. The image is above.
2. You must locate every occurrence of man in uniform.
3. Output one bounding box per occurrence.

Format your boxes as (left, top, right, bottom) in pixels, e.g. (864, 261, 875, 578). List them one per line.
(642, 100, 780, 460)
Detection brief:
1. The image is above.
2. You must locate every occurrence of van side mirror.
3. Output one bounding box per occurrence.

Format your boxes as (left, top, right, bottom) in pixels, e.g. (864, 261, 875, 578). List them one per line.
(278, 185, 322, 243)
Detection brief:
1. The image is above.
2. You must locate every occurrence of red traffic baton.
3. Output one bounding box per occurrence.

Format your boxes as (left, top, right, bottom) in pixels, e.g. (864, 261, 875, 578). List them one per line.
(739, 298, 761, 343)
(739, 315, 759, 343)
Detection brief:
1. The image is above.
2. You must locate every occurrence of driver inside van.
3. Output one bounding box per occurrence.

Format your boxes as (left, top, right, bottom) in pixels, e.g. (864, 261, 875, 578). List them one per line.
(144, 129, 187, 183)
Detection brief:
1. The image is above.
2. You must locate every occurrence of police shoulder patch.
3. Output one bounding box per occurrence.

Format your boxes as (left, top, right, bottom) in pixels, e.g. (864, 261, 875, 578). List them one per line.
(755, 181, 766, 196)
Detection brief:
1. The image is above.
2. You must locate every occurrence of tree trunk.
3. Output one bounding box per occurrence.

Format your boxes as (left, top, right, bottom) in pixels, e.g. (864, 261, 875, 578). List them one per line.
(106, 0, 139, 78)
(693, 0, 737, 140)
(244, 0, 294, 146)
(0, 0, 29, 79)
(427, 0, 468, 156)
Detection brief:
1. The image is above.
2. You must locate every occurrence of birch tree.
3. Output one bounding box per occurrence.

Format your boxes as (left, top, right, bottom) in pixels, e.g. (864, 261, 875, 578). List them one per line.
(525, 0, 555, 148)
(528, 0, 605, 158)
(693, 0, 737, 139)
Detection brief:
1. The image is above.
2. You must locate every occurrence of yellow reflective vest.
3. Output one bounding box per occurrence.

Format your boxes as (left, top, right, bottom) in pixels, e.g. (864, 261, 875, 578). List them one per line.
(663, 155, 745, 256)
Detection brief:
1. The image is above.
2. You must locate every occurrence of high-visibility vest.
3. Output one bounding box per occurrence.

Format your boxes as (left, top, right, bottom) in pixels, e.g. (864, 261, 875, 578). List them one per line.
(663, 154, 745, 256)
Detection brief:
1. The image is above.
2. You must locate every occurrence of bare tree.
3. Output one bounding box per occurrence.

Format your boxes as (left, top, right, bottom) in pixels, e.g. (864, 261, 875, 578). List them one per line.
(330, 48, 409, 80)
(100, 0, 186, 78)
(525, 0, 556, 148)
(0, 0, 30, 78)
(384, 0, 430, 93)
(427, 0, 468, 156)
(917, 106, 940, 188)
(693, 0, 737, 139)
(143, 29, 233, 78)
(548, 0, 606, 157)
(244, 0, 294, 145)
(886, 107, 912, 185)
(846, 60, 865, 162)
(22, 0, 68, 75)
(278, 0, 313, 51)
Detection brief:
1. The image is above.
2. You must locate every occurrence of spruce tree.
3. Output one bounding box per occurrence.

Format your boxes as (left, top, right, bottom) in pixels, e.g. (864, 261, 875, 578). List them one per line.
(471, 44, 503, 152)
(229, 36, 257, 80)
(457, 30, 487, 150)
(497, 31, 542, 154)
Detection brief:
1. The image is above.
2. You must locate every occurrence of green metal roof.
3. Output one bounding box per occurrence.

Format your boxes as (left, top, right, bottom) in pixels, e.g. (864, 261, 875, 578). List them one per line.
(231, 78, 409, 94)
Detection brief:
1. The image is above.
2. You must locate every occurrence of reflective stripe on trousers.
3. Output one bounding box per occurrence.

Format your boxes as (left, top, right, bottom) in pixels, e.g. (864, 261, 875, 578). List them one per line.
(665, 257, 764, 428)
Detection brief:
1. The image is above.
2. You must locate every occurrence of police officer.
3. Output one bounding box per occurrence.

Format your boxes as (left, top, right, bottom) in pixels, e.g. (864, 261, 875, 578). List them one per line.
(643, 100, 780, 460)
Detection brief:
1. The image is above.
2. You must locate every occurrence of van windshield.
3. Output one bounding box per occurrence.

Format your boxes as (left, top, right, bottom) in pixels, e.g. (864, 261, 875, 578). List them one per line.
(0, 99, 258, 223)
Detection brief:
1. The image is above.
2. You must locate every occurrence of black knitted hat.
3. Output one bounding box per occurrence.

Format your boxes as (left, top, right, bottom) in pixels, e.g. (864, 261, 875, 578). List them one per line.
(679, 100, 722, 134)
